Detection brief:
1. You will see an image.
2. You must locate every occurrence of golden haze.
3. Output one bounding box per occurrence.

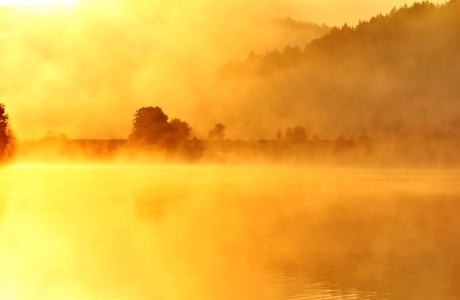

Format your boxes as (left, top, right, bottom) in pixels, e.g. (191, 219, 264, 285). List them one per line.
(1, 2, 460, 299)
(0, 0, 446, 140)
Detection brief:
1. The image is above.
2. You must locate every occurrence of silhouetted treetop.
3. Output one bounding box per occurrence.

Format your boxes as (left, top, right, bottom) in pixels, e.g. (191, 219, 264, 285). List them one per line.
(170, 118, 192, 141)
(130, 106, 170, 143)
(284, 126, 307, 142)
(208, 123, 226, 140)
(276, 129, 282, 140)
(129, 106, 192, 146)
(0, 103, 12, 160)
(292, 126, 307, 142)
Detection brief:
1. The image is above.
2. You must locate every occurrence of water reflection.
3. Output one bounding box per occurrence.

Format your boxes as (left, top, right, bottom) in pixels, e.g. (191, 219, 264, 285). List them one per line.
(0, 166, 459, 300)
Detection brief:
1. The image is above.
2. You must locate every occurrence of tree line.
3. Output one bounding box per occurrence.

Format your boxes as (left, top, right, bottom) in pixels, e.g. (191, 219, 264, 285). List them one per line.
(220, 1, 454, 77)
(0, 103, 315, 159)
(215, 0, 460, 139)
(128, 106, 229, 147)
(129, 106, 315, 146)
(0, 103, 14, 161)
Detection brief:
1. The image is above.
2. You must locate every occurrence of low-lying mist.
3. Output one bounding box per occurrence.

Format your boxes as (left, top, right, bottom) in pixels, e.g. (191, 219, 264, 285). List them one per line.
(1, 166, 459, 299)
(9, 134, 460, 169)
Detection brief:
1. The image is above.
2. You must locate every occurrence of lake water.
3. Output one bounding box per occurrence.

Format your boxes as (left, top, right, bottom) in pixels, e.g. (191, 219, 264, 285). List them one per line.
(0, 165, 459, 300)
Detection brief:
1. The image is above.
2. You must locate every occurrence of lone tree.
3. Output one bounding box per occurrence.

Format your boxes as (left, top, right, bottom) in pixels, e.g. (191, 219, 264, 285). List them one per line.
(0, 103, 10, 159)
(276, 129, 282, 140)
(129, 106, 192, 146)
(292, 126, 307, 142)
(208, 123, 226, 140)
(284, 126, 307, 142)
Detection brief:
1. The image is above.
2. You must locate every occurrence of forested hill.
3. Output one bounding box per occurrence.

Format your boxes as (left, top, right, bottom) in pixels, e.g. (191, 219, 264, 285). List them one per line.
(221, 1, 460, 76)
(214, 1, 460, 139)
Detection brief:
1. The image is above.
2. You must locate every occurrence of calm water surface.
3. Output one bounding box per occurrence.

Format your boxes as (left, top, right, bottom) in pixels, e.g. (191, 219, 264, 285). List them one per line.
(0, 165, 459, 300)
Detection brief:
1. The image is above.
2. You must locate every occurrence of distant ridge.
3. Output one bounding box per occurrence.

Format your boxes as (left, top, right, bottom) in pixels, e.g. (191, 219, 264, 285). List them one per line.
(215, 1, 460, 138)
(273, 17, 329, 34)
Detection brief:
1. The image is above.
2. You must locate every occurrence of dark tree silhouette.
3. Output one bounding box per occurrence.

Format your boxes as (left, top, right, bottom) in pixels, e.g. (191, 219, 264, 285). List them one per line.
(284, 126, 307, 142)
(208, 123, 226, 140)
(170, 118, 192, 141)
(129, 106, 170, 144)
(292, 126, 307, 142)
(0, 104, 10, 159)
(129, 106, 192, 146)
(276, 129, 282, 140)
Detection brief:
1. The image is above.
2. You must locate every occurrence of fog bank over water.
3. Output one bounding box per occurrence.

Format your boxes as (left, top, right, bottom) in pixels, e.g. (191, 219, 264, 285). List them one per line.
(1, 166, 460, 299)
(1, 1, 459, 299)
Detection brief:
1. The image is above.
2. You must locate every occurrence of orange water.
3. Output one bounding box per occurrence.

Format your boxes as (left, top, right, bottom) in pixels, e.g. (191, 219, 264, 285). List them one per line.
(1, 165, 459, 300)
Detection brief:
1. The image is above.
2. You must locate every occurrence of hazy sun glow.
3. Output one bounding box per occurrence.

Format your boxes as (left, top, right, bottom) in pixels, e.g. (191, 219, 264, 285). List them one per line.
(0, 0, 77, 6)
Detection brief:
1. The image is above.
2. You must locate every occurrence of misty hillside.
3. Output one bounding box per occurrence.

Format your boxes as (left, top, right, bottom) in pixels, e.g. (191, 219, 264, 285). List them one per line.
(214, 1, 460, 139)
(0, 2, 330, 139)
(271, 18, 330, 49)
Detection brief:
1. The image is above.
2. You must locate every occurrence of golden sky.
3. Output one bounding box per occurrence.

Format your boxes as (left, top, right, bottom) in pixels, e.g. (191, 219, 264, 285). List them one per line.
(282, 0, 446, 25)
(0, 0, 446, 24)
(0, 0, 448, 139)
